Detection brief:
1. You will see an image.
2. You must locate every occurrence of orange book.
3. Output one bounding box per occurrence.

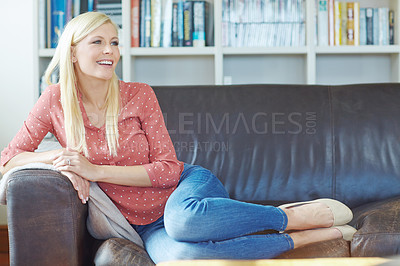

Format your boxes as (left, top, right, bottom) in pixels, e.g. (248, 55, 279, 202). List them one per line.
(131, 0, 140, 47)
(347, 2, 355, 45)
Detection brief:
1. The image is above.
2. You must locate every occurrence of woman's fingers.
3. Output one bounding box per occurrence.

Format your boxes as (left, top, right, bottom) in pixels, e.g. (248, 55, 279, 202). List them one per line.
(61, 171, 90, 204)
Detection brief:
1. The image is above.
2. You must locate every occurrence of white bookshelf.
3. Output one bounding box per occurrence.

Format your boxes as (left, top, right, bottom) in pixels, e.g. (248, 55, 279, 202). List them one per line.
(33, 0, 400, 99)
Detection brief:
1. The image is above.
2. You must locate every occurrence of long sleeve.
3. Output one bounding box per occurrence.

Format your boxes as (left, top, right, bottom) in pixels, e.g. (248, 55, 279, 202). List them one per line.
(1, 87, 54, 166)
(139, 85, 183, 188)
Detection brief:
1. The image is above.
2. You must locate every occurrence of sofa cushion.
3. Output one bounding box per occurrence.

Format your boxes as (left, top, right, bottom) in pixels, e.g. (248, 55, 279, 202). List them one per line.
(276, 239, 350, 259)
(350, 196, 400, 257)
(94, 238, 154, 266)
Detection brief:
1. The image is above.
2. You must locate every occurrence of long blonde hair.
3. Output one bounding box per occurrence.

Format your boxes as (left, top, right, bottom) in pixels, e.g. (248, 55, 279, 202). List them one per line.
(44, 12, 120, 157)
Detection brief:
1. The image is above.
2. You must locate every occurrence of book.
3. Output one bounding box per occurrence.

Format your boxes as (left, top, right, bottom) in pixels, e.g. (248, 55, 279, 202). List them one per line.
(318, 0, 328, 46)
(328, 0, 335, 46)
(334, 1, 341, 46)
(140, 0, 146, 47)
(144, 0, 151, 47)
(51, 0, 66, 48)
(177, 0, 184, 46)
(183, 1, 193, 46)
(379, 8, 389, 45)
(340, 1, 347, 45)
(161, 0, 173, 47)
(373, 8, 379, 45)
(131, 0, 140, 47)
(151, 0, 162, 47)
(96, 1, 122, 28)
(346, 2, 355, 45)
(193, 1, 206, 47)
(205, 1, 214, 46)
(389, 10, 395, 45)
(359, 8, 366, 45)
(39, 0, 46, 49)
(172, 3, 179, 46)
(366, 8, 373, 45)
(353, 2, 360, 46)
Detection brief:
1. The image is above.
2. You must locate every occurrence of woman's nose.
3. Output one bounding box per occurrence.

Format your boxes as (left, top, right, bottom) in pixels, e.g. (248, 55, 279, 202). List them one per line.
(103, 44, 113, 54)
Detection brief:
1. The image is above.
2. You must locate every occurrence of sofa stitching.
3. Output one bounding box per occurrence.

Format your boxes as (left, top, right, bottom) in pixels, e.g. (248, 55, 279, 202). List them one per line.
(328, 86, 336, 198)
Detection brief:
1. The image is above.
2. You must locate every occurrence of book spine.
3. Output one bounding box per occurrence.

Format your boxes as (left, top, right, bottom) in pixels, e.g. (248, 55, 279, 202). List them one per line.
(353, 2, 359, 46)
(51, 0, 66, 48)
(346, 2, 355, 45)
(379, 8, 389, 45)
(318, 0, 328, 46)
(373, 8, 379, 45)
(334, 1, 341, 46)
(39, 0, 46, 49)
(205, 1, 214, 46)
(366, 8, 373, 45)
(140, 0, 146, 47)
(177, 0, 184, 46)
(151, 0, 162, 47)
(340, 1, 347, 45)
(183, 2, 193, 46)
(359, 8, 366, 45)
(161, 0, 173, 47)
(327, 0, 334, 46)
(389, 10, 395, 45)
(193, 1, 206, 47)
(172, 3, 179, 47)
(80, 0, 88, 14)
(88, 0, 94, 11)
(73, 0, 80, 17)
(144, 0, 151, 47)
(131, 0, 140, 47)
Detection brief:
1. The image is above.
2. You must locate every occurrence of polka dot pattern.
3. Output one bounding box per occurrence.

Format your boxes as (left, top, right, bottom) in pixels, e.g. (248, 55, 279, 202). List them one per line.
(1, 81, 184, 225)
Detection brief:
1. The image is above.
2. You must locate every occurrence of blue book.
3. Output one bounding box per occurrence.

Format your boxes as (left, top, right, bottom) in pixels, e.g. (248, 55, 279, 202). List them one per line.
(140, 0, 146, 47)
(177, 0, 184, 46)
(373, 8, 379, 45)
(359, 8, 367, 45)
(88, 0, 94, 11)
(51, 0, 66, 48)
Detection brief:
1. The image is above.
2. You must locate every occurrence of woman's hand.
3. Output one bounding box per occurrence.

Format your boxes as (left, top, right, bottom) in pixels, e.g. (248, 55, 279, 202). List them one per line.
(52, 148, 99, 182)
(61, 170, 90, 204)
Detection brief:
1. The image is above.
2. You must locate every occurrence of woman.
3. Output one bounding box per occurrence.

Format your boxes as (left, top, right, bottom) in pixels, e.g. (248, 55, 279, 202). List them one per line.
(0, 12, 356, 263)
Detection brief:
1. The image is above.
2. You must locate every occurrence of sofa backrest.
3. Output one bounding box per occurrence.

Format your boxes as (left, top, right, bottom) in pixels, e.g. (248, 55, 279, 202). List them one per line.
(153, 84, 400, 208)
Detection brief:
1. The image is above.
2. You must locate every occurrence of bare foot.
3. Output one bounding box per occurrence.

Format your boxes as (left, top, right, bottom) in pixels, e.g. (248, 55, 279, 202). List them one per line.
(280, 202, 334, 231)
(289, 227, 342, 249)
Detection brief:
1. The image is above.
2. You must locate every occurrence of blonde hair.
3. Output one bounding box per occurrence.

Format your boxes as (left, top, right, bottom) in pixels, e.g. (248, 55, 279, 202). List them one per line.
(44, 12, 120, 157)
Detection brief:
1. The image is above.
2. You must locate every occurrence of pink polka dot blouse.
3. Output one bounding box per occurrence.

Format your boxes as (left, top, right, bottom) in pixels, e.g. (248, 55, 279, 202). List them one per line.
(0, 81, 184, 225)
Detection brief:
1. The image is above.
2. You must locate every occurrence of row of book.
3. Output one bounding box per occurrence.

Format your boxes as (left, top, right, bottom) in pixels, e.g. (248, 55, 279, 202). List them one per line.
(131, 0, 214, 48)
(39, 0, 122, 49)
(317, 0, 395, 46)
(222, 0, 306, 47)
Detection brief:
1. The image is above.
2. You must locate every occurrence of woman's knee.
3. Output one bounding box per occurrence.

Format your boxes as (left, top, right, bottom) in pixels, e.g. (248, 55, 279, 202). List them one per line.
(164, 197, 202, 241)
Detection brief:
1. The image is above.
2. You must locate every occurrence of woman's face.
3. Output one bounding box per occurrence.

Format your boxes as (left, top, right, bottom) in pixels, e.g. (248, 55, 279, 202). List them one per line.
(72, 22, 120, 82)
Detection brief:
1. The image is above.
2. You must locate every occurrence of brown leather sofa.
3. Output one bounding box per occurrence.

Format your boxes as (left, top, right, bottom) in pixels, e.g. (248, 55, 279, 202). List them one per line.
(5, 84, 400, 265)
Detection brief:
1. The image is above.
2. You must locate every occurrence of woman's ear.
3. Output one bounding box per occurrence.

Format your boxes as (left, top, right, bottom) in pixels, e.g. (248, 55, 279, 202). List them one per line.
(71, 47, 77, 63)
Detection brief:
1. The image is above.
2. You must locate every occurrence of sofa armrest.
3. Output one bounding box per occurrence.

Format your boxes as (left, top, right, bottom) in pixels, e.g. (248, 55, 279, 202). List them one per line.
(6, 169, 95, 265)
(350, 196, 400, 257)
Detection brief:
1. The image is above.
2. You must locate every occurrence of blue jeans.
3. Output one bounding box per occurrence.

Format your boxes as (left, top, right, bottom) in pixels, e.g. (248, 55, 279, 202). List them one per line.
(132, 164, 294, 263)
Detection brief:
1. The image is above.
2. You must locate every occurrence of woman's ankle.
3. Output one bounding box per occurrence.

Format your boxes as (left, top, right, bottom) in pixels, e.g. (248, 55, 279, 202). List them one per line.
(288, 227, 342, 249)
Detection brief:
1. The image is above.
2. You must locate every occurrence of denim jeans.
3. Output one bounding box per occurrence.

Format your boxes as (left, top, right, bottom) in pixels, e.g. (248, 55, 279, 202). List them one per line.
(132, 164, 294, 263)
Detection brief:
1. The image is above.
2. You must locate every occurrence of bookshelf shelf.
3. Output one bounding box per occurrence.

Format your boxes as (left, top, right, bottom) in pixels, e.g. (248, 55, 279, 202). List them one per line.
(38, 49, 55, 57)
(316, 45, 400, 54)
(223, 47, 308, 55)
(131, 47, 216, 56)
(33, 0, 400, 94)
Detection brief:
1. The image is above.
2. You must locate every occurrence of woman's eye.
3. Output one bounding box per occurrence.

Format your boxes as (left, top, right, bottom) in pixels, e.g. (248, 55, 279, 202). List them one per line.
(93, 40, 101, 44)
(111, 41, 119, 46)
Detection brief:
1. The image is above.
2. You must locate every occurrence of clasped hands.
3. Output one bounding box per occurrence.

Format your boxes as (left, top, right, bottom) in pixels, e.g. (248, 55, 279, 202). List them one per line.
(52, 148, 98, 204)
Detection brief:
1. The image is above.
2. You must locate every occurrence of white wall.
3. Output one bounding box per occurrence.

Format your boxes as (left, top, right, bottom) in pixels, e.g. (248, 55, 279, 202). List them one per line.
(0, 0, 35, 224)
